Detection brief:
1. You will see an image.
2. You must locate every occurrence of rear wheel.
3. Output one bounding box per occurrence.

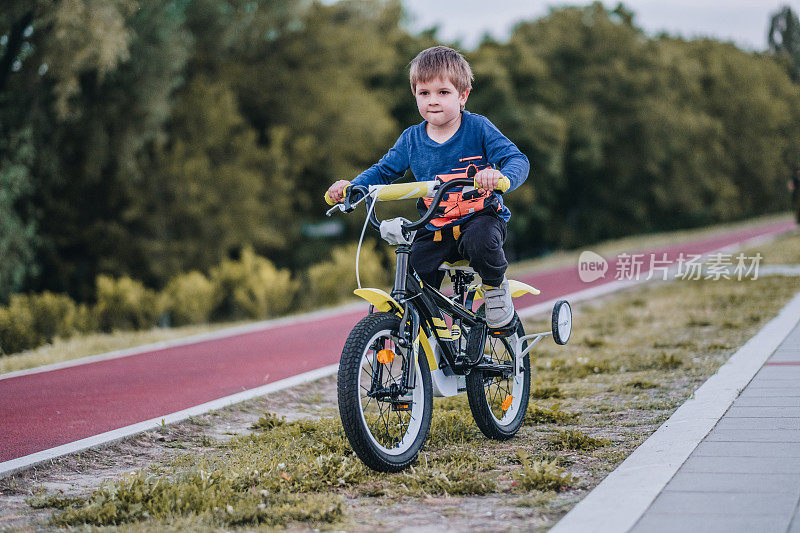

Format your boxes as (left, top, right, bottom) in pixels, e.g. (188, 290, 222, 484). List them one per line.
(466, 308, 530, 439)
(337, 312, 433, 472)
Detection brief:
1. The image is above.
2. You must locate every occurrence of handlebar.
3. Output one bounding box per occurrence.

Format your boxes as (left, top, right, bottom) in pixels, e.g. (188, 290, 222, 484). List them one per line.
(325, 173, 511, 231)
(400, 177, 508, 231)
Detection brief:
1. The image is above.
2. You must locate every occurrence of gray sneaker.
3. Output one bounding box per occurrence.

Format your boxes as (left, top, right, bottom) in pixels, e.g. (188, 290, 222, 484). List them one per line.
(483, 278, 514, 328)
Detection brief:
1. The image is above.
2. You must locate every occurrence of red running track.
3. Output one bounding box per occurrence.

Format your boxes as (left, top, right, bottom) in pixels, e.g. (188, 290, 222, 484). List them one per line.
(0, 220, 795, 462)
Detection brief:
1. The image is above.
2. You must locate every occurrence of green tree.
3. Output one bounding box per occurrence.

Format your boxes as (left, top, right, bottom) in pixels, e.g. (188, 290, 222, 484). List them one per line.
(130, 77, 283, 283)
(0, 0, 138, 301)
(190, 0, 416, 269)
(0, 126, 37, 301)
(470, 3, 800, 253)
(19, 1, 190, 299)
(769, 5, 800, 82)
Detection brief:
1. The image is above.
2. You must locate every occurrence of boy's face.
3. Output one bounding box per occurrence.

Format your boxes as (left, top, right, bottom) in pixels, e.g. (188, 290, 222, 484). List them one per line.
(414, 77, 469, 128)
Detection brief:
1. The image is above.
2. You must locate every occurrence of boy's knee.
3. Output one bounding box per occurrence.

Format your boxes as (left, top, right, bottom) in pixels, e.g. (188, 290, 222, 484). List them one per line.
(461, 231, 502, 259)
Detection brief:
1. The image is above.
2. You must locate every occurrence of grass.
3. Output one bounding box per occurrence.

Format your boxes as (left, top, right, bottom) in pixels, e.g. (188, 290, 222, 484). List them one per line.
(42, 417, 361, 528)
(391, 454, 498, 496)
(524, 403, 578, 424)
(621, 380, 659, 390)
(740, 228, 800, 265)
(530, 381, 563, 399)
(550, 429, 611, 451)
(9, 225, 800, 530)
(511, 451, 577, 493)
(249, 411, 286, 431)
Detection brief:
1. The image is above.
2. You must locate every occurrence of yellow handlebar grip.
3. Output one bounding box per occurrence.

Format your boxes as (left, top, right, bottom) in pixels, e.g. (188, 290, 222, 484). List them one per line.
(472, 175, 511, 193)
(324, 183, 352, 205)
(496, 176, 511, 193)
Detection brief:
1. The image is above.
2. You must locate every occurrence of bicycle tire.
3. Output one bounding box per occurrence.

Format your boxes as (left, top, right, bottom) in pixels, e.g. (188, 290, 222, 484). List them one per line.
(465, 307, 530, 439)
(337, 312, 433, 472)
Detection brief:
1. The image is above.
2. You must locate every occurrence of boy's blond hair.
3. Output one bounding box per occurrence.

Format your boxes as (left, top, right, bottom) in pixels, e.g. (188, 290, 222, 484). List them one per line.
(409, 46, 473, 95)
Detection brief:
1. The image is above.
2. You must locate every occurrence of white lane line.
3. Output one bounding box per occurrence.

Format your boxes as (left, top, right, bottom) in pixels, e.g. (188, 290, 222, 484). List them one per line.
(0, 225, 789, 476)
(549, 291, 800, 533)
(0, 364, 340, 477)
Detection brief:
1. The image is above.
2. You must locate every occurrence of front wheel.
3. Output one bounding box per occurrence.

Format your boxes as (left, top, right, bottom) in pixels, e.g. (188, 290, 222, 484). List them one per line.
(466, 310, 530, 439)
(337, 312, 433, 472)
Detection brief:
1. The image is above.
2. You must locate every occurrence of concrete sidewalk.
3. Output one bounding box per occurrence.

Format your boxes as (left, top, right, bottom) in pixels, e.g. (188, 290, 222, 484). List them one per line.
(630, 320, 800, 533)
(550, 290, 800, 533)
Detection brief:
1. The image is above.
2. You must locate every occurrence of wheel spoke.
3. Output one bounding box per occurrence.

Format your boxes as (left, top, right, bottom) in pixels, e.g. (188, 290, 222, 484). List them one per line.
(357, 329, 418, 450)
(464, 309, 530, 441)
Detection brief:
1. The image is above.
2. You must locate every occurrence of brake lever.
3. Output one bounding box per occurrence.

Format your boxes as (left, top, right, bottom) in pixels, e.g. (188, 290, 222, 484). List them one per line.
(326, 204, 346, 217)
(325, 191, 368, 217)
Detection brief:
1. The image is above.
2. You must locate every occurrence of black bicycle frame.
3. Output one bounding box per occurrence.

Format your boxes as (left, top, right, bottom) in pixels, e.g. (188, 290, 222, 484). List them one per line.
(390, 244, 486, 373)
(347, 176, 496, 377)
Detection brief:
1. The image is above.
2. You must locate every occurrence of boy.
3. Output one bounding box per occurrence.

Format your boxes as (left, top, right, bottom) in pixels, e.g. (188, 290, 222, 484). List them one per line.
(326, 46, 529, 329)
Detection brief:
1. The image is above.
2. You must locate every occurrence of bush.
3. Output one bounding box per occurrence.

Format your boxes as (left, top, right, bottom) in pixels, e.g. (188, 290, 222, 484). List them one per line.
(306, 241, 388, 306)
(0, 292, 82, 355)
(73, 303, 99, 334)
(0, 300, 41, 355)
(26, 292, 78, 342)
(164, 271, 219, 326)
(210, 248, 297, 320)
(95, 275, 162, 332)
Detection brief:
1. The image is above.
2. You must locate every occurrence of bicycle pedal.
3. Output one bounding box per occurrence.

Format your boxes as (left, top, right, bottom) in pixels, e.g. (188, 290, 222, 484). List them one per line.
(488, 313, 520, 338)
(391, 401, 412, 412)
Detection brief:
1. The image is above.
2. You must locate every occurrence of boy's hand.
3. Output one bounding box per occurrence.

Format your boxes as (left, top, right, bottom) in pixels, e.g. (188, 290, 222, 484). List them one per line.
(474, 168, 505, 193)
(326, 180, 352, 203)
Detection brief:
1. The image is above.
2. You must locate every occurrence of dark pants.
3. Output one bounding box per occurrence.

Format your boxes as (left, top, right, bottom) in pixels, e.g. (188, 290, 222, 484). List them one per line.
(409, 211, 508, 289)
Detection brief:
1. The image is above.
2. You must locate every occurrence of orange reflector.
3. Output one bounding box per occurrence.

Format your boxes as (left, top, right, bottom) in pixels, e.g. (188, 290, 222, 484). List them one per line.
(392, 402, 411, 412)
(377, 349, 395, 364)
(501, 395, 513, 411)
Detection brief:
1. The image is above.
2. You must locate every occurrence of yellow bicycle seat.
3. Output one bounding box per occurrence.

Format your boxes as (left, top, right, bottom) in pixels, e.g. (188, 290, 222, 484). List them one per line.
(438, 260, 476, 273)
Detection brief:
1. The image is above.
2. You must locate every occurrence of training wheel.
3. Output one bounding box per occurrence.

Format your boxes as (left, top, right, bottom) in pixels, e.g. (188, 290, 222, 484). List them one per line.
(552, 300, 572, 345)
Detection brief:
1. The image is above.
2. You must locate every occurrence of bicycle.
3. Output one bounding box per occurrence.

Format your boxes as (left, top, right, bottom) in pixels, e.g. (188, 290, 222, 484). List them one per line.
(324, 169, 573, 472)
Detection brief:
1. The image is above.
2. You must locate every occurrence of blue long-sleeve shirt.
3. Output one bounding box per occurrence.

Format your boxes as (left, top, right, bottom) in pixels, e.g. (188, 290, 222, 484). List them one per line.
(352, 110, 529, 229)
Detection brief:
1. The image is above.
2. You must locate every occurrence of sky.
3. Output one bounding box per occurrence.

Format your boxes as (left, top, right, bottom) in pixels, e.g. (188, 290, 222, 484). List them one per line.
(400, 0, 800, 51)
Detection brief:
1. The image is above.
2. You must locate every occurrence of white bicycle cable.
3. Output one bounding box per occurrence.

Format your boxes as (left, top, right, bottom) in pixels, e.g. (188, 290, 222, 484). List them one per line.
(355, 190, 379, 289)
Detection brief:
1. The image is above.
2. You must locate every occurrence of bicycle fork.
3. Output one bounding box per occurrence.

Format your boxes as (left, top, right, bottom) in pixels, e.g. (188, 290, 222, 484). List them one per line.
(367, 302, 420, 405)
(392, 243, 419, 394)
(399, 303, 419, 392)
